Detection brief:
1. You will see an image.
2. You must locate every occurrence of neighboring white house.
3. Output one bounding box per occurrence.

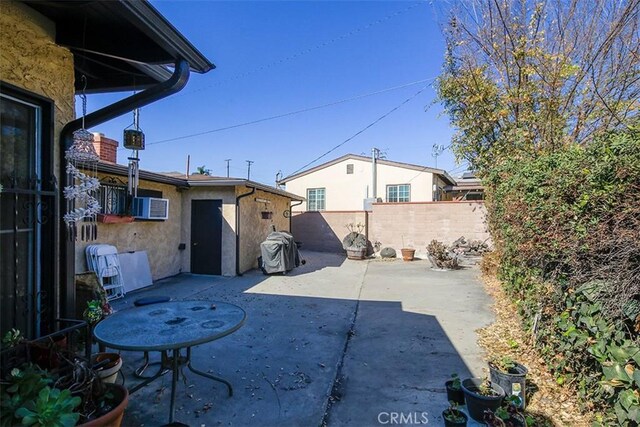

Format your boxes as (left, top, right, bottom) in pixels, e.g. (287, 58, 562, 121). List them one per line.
(278, 154, 456, 211)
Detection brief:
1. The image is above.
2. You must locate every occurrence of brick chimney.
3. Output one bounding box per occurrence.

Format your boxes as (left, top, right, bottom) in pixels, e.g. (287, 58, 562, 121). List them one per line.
(92, 133, 118, 163)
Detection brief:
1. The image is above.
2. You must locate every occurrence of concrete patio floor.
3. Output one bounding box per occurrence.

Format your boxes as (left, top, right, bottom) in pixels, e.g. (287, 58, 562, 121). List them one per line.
(108, 251, 494, 426)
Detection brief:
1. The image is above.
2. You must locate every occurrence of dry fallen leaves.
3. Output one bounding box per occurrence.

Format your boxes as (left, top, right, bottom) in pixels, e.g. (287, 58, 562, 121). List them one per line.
(477, 274, 594, 426)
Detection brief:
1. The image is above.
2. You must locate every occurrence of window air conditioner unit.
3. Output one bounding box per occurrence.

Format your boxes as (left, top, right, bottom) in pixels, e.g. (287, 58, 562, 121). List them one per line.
(132, 197, 169, 220)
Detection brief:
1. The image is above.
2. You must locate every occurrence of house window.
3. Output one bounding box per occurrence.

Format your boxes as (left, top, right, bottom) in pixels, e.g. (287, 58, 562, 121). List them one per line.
(386, 184, 410, 202)
(98, 179, 130, 215)
(346, 164, 354, 174)
(307, 188, 325, 211)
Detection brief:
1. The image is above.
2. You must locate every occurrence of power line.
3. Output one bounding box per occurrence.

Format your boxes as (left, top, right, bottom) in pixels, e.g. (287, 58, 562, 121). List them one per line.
(287, 84, 430, 177)
(120, 77, 435, 149)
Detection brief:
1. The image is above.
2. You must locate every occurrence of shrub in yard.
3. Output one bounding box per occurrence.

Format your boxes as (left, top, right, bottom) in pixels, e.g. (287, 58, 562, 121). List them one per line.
(426, 240, 459, 269)
(484, 129, 640, 424)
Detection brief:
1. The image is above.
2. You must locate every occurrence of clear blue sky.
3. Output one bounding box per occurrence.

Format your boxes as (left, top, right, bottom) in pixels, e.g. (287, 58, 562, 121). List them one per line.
(83, 1, 464, 185)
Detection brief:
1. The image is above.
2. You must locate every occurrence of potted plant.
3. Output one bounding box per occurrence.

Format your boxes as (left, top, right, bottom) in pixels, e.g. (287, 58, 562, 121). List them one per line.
(445, 373, 465, 405)
(489, 356, 528, 408)
(426, 240, 460, 269)
(342, 223, 368, 260)
(400, 236, 415, 261)
(461, 377, 505, 422)
(483, 396, 527, 427)
(1, 332, 129, 426)
(442, 401, 468, 426)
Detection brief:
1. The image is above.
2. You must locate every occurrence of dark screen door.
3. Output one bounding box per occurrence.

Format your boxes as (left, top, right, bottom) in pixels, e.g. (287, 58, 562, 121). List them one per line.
(190, 199, 222, 275)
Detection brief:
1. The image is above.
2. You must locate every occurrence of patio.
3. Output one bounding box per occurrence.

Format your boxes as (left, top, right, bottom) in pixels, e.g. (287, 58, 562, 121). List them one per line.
(108, 251, 493, 426)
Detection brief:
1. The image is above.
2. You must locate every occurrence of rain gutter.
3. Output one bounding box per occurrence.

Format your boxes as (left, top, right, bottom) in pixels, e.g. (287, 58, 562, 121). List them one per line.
(235, 186, 256, 276)
(58, 59, 190, 319)
(289, 200, 303, 231)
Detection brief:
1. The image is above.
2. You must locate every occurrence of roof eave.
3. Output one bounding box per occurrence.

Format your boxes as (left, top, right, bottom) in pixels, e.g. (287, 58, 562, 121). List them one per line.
(119, 0, 214, 74)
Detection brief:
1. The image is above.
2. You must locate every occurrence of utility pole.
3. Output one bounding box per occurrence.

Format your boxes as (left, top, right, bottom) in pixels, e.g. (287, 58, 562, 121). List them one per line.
(225, 159, 231, 177)
(371, 147, 380, 199)
(432, 144, 445, 169)
(246, 160, 254, 180)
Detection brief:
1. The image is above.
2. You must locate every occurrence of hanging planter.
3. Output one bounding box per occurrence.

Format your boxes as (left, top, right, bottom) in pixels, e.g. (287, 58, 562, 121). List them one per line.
(97, 214, 135, 224)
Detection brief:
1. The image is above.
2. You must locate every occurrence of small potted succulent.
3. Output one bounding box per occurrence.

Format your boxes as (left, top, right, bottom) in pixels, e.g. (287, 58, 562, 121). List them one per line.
(442, 401, 468, 426)
(445, 373, 465, 405)
(0, 331, 129, 427)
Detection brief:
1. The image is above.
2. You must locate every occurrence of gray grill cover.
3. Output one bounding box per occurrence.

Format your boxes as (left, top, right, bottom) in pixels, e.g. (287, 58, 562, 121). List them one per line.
(259, 231, 300, 274)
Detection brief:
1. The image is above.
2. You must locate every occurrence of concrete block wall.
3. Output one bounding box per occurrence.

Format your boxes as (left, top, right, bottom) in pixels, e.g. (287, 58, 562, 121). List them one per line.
(369, 202, 489, 257)
(291, 211, 368, 253)
(291, 202, 489, 256)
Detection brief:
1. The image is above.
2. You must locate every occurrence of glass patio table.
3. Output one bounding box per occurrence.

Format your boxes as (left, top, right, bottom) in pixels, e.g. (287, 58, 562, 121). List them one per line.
(93, 300, 246, 424)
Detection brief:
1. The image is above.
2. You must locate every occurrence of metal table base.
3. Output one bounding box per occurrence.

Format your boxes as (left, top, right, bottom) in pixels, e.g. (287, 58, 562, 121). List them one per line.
(129, 347, 232, 424)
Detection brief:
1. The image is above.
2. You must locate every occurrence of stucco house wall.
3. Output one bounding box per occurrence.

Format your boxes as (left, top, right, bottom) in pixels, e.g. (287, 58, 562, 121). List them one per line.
(237, 188, 291, 274)
(0, 0, 75, 177)
(180, 187, 237, 276)
(74, 176, 183, 281)
(283, 157, 436, 211)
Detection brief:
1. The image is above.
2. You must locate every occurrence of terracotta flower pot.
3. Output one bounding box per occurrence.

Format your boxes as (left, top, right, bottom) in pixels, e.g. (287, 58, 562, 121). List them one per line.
(91, 352, 122, 384)
(401, 248, 415, 261)
(78, 383, 128, 427)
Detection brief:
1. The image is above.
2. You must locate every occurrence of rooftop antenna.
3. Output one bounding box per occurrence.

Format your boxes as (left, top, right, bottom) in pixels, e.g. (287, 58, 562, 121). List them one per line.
(275, 170, 283, 188)
(431, 144, 445, 169)
(246, 160, 254, 180)
(225, 159, 231, 178)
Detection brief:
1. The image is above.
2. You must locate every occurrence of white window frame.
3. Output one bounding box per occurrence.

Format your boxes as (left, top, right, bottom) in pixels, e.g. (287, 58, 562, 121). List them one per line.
(307, 188, 325, 211)
(386, 184, 411, 202)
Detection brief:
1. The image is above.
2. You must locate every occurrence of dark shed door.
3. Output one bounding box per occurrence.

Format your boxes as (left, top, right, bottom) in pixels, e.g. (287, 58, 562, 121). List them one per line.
(190, 200, 222, 275)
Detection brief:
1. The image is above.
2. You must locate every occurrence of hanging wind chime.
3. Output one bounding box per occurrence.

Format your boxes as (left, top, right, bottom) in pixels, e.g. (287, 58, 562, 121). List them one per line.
(64, 76, 101, 241)
(124, 107, 145, 198)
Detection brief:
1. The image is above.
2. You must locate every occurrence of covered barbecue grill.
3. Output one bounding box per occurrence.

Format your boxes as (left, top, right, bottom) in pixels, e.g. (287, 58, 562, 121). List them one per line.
(259, 231, 303, 274)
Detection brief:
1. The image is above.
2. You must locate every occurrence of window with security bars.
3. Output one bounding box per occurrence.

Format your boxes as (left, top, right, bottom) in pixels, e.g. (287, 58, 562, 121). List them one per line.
(386, 184, 410, 202)
(98, 181, 130, 215)
(307, 188, 325, 211)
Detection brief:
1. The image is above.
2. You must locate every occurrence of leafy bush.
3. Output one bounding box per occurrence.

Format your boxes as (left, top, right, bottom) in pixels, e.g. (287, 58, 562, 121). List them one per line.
(483, 128, 640, 424)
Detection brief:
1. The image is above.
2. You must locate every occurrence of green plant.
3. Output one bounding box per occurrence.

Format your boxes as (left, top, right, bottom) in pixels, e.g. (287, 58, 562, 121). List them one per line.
(2, 329, 23, 348)
(83, 300, 103, 325)
(477, 378, 500, 397)
(1, 365, 55, 427)
(1, 344, 110, 426)
(15, 387, 80, 427)
(443, 401, 466, 423)
(490, 356, 517, 373)
(449, 373, 461, 391)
